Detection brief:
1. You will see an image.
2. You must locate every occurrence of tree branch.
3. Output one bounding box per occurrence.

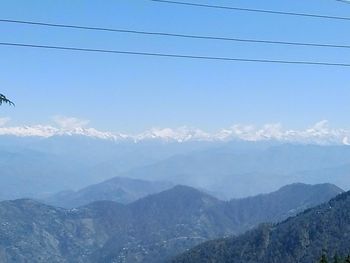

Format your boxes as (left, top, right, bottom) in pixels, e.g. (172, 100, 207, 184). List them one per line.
(0, 94, 15, 106)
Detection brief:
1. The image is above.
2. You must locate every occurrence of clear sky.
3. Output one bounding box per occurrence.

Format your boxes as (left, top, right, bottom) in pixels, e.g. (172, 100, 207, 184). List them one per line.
(0, 0, 350, 133)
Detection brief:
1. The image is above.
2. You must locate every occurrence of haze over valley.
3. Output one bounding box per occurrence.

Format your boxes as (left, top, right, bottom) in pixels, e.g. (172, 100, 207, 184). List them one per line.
(1, 132, 350, 201)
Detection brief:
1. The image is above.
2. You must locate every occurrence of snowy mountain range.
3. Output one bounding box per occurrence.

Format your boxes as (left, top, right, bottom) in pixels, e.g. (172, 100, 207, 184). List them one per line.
(0, 119, 349, 145)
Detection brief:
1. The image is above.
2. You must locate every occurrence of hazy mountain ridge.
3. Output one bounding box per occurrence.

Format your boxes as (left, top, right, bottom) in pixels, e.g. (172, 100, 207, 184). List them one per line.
(173, 188, 350, 263)
(44, 177, 174, 208)
(124, 144, 350, 198)
(0, 183, 342, 263)
(1, 136, 350, 201)
(0, 135, 214, 200)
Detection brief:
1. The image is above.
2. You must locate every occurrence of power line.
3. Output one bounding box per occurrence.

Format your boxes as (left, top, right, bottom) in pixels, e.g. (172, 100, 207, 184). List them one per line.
(1, 19, 350, 50)
(150, 0, 350, 21)
(337, 0, 350, 4)
(0, 42, 350, 67)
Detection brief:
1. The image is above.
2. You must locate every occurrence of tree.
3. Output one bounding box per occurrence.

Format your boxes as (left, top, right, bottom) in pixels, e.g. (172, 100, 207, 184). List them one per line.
(320, 254, 328, 263)
(345, 255, 350, 263)
(0, 94, 14, 106)
(333, 254, 341, 263)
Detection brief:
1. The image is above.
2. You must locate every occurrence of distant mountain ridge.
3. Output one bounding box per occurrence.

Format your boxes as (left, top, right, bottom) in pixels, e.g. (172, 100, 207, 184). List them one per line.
(44, 177, 174, 207)
(0, 136, 212, 200)
(1, 137, 350, 201)
(0, 183, 342, 263)
(124, 144, 350, 198)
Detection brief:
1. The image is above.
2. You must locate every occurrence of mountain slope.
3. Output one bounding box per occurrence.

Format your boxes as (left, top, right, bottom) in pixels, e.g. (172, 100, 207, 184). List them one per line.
(0, 183, 342, 263)
(0, 199, 130, 263)
(173, 189, 350, 263)
(223, 183, 343, 233)
(86, 183, 343, 262)
(0, 186, 231, 263)
(92, 186, 234, 263)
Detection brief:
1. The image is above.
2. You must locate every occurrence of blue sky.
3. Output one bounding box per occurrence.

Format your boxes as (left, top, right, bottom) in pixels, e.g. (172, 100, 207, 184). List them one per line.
(0, 0, 350, 133)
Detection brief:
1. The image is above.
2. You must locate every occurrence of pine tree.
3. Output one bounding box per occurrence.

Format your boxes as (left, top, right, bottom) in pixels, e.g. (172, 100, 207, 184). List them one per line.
(320, 254, 328, 263)
(333, 254, 341, 263)
(345, 254, 350, 263)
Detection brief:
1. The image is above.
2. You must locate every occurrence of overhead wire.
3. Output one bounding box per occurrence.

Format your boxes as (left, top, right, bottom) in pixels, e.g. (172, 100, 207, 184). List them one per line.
(0, 19, 350, 49)
(0, 42, 350, 67)
(150, 0, 350, 21)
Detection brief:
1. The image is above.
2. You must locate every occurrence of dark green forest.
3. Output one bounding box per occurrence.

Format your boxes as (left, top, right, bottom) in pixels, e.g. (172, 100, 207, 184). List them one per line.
(319, 254, 350, 263)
